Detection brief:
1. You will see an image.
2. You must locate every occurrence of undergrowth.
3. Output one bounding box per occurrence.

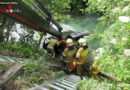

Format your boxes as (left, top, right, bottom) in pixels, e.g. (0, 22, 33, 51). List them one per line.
(13, 54, 65, 89)
(0, 42, 44, 58)
(79, 0, 130, 90)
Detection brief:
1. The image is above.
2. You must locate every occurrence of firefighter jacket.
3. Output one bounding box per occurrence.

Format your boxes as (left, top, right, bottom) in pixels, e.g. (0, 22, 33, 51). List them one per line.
(63, 46, 76, 63)
(47, 38, 59, 49)
(76, 46, 89, 65)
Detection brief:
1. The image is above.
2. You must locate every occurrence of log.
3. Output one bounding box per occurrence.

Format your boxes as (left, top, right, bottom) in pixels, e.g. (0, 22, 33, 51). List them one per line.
(99, 72, 121, 82)
(0, 63, 23, 88)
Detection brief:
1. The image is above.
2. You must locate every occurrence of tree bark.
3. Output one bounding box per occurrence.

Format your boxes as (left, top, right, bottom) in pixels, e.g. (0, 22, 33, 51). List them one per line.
(38, 32, 44, 47)
(6, 22, 15, 42)
(99, 72, 121, 82)
(0, 17, 8, 42)
(0, 17, 8, 29)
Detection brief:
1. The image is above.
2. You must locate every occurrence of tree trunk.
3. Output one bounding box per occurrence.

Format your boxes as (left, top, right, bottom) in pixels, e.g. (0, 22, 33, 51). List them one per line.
(38, 32, 44, 47)
(6, 22, 15, 42)
(0, 17, 8, 29)
(0, 17, 8, 42)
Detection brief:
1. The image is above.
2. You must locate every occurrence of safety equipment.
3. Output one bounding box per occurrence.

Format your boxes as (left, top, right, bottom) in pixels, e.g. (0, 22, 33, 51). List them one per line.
(63, 47, 76, 72)
(78, 38, 87, 46)
(90, 62, 100, 79)
(72, 58, 76, 70)
(66, 38, 73, 46)
(59, 40, 66, 44)
(63, 49, 76, 63)
(76, 48, 89, 64)
(76, 47, 89, 75)
(47, 38, 59, 57)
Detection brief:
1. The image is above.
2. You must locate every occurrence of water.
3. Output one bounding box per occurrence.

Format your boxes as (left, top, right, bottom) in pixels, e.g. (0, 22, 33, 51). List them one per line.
(64, 14, 98, 33)
(63, 14, 100, 50)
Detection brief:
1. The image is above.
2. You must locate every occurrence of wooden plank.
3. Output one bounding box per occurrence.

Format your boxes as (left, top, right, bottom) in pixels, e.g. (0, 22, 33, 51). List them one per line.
(0, 63, 23, 86)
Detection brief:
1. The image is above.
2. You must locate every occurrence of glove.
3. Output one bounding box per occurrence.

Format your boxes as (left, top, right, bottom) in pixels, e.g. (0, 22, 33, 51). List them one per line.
(62, 53, 66, 58)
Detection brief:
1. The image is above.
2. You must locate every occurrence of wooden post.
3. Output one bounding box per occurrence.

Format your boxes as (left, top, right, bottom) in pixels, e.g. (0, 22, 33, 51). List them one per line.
(0, 63, 23, 89)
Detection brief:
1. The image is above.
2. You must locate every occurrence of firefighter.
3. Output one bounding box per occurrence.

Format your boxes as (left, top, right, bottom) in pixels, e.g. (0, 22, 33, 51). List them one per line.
(76, 38, 89, 75)
(76, 38, 101, 79)
(62, 38, 76, 72)
(90, 61, 100, 79)
(47, 37, 59, 57)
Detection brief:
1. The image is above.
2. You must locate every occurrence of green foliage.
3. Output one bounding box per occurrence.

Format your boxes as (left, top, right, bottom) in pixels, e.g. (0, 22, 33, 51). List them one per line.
(23, 54, 49, 84)
(79, 0, 130, 89)
(70, 0, 86, 14)
(0, 41, 44, 58)
(78, 77, 130, 90)
(40, 0, 71, 22)
(23, 54, 65, 84)
(78, 78, 111, 90)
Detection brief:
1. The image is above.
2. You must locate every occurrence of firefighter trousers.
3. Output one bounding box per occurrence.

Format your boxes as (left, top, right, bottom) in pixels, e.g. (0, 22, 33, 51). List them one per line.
(65, 62, 72, 72)
(77, 64, 82, 75)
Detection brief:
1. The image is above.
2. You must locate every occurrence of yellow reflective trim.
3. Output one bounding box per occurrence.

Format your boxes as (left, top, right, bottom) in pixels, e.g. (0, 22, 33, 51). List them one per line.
(73, 61, 76, 65)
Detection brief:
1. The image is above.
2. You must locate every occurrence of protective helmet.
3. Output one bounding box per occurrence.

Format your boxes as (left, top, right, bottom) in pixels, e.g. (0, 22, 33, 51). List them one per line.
(78, 38, 87, 46)
(66, 38, 73, 46)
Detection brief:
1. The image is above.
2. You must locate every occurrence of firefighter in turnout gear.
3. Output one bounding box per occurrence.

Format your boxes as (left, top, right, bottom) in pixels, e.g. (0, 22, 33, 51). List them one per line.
(62, 38, 76, 72)
(90, 61, 100, 79)
(47, 37, 59, 57)
(76, 38, 89, 75)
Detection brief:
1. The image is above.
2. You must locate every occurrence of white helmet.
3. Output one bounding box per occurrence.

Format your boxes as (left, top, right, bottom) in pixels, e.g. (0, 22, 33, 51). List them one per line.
(78, 38, 87, 46)
(66, 38, 73, 46)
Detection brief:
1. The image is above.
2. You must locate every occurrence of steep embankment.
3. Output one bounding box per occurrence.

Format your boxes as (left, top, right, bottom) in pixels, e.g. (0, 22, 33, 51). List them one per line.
(68, 0, 130, 90)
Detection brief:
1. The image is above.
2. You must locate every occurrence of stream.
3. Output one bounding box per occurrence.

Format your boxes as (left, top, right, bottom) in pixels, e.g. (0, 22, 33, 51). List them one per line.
(64, 14, 98, 32)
